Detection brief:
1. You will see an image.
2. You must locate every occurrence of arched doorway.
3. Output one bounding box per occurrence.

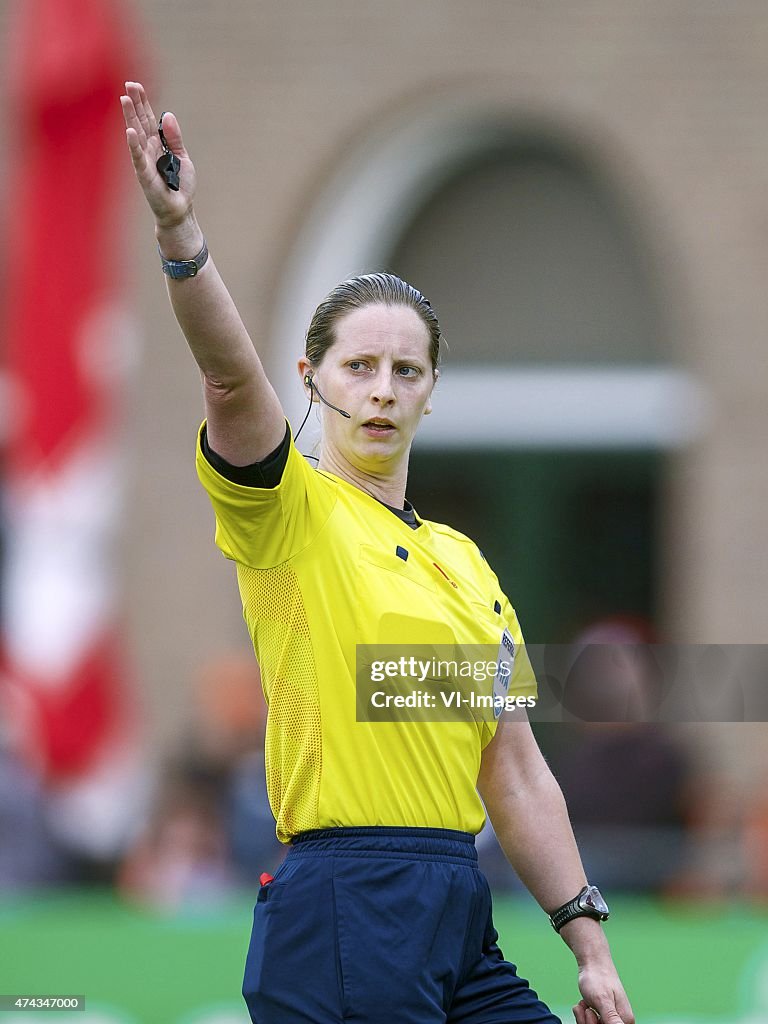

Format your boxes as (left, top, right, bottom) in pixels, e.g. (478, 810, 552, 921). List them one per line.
(387, 136, 677, 639)
(270, 101, 698, 640)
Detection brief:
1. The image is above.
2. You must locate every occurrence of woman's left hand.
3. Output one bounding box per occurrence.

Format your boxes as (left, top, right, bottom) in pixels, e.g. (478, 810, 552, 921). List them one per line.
(574, 959, 635, 1024)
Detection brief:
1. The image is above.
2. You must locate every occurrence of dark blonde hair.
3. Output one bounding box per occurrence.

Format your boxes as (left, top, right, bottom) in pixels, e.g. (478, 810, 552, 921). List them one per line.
(305, 273, 441, 374)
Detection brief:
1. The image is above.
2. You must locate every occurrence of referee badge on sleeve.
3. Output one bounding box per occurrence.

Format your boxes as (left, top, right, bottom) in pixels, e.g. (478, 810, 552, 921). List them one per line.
(493, 628, 516, 718)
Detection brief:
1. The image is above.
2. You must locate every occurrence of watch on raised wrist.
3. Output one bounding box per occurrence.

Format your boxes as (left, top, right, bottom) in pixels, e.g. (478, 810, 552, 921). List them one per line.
(548, 884, 610, 933)
(158, 238, 209, 279)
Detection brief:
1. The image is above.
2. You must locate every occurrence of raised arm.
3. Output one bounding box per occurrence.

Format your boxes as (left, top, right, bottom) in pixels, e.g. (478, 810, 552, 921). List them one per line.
(477, 713, 635, 1024)
(120, 82, 285, 464)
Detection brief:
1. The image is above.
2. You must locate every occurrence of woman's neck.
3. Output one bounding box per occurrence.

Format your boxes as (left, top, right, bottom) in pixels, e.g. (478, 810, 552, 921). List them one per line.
(317, 448, 408, 509)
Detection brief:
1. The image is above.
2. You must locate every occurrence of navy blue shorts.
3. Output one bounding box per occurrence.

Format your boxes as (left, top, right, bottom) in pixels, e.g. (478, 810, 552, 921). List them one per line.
(243, 826, 560, 1024)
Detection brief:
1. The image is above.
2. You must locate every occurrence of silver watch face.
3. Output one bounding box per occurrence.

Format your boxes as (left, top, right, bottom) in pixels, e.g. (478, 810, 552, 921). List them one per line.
(580, 885, 609, 917)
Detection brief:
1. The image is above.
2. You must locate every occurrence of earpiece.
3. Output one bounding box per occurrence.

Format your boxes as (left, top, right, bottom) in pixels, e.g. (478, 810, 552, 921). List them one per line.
(296, 371, 350, 442)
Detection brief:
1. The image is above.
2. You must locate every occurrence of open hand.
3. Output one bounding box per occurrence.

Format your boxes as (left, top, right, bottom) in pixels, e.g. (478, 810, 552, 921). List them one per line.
(120, 81, 197, 228)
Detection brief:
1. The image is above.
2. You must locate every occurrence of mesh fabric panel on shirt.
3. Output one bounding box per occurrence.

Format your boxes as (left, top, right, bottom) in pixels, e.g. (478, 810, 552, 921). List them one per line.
(236, 561, 321, 840)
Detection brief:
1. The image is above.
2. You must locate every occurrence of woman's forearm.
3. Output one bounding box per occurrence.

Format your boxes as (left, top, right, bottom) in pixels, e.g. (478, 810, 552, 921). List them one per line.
(121, 85, 273, 411)
(477, 719, 617, 965)
(485, 760, 586, 914)
(155, 213, 261, 390)
(485, 765, 611, 962)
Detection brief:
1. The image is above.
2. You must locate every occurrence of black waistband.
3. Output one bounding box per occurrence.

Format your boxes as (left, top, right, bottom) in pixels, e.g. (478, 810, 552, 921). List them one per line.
(288, 826, 478, 863)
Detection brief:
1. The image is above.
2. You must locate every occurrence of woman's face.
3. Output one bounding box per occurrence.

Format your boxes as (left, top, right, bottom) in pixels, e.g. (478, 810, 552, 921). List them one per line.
(302, 303, 436, 474)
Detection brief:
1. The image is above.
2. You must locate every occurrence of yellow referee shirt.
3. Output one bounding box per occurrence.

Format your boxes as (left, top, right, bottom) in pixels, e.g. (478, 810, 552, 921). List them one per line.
(196, 424, 536, 843)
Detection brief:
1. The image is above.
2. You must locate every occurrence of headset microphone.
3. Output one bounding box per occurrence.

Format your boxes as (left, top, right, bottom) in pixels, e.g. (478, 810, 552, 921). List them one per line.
(296, 374, 351, 443)
(305, 375, 351, 419)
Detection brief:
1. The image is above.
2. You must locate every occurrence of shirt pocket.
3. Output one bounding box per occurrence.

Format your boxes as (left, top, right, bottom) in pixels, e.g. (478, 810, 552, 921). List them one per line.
(358, 543, 438, 593)
(468, 598, 508, 646)
(357, 543, 457, 647)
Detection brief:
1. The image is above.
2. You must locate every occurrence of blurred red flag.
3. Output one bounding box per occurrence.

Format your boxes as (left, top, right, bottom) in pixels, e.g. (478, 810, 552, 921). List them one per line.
(5, 0, 138, 471)
(0, 0, 145, 854)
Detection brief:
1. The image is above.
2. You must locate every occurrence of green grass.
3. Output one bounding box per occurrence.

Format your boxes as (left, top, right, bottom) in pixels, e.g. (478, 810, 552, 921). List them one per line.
(1, 891, 766, 1023)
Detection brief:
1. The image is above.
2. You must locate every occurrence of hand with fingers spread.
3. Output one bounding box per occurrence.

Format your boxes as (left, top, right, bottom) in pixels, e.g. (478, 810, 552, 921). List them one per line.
(120, 81, 197, 229)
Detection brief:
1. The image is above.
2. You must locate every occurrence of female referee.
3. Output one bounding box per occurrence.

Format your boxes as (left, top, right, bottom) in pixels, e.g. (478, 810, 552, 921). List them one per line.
(121, 82, 634, 1024)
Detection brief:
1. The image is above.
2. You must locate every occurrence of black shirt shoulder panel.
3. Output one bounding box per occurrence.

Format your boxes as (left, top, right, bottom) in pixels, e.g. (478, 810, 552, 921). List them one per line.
(201, 421, 291, 488)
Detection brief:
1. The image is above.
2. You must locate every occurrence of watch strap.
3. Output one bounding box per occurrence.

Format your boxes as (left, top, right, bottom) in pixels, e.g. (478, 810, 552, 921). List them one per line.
(549, 885, 607, 933)
(158, 238, 209, 279)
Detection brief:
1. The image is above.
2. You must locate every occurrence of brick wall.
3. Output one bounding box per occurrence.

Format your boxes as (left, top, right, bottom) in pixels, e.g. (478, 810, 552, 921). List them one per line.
(5, 1, 768, 751)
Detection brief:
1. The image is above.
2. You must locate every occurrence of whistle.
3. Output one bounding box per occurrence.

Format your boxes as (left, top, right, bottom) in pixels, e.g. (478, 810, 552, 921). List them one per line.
(156, 113, 181, 191)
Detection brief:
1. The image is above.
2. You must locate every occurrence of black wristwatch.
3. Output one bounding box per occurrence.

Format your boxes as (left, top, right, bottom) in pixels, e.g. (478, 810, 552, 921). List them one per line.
(548, 885, 610, 933)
